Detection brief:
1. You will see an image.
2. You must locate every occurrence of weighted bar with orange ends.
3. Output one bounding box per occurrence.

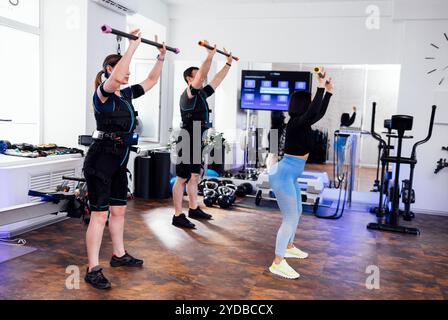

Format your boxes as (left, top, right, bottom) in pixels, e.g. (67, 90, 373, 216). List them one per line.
(313, 66, 331, 84)
(313, 66, 325, 79)
(198, 40, 239, 62)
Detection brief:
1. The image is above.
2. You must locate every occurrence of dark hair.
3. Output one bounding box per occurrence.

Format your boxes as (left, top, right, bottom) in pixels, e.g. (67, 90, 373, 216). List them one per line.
(183, 67, 199, 84)
(95, 54, 122, 90)
(271, 111, 286, 130)
(288, 91, 311, 117)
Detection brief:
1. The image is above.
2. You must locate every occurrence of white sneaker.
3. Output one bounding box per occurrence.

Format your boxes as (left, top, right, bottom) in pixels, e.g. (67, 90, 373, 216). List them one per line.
(269, 260, 300, 280)
(285, 247, 309, 259)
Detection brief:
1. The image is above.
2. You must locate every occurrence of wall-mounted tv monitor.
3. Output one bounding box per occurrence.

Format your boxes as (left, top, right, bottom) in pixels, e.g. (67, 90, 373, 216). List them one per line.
(240, 70, 312, 111)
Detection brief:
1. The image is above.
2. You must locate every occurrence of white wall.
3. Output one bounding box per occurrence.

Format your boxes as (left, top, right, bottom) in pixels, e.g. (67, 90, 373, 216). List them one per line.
(121, 0, 169, 27)
(168, 0, 404, 147)
(394, 3, 448, 213)
(169, 1, 403, 64)
(42, 0, 88, 147)
(40, 0, 448, 213)
(167, 0, 448, 214)
(85, 1, 170, 143)
(85, 0, 127, 135)
(42, 0, 170, 146)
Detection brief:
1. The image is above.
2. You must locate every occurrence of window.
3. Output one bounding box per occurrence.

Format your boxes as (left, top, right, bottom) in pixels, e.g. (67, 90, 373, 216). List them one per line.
(127, 14, 166, 143)
(0, 0, 40, 144)
(129, 60, 160, 142)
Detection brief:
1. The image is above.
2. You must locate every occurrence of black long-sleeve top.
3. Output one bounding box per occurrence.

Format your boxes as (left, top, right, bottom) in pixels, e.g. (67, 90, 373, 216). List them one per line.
(284, 88, 333, 156)
(340, 112, 356, 127)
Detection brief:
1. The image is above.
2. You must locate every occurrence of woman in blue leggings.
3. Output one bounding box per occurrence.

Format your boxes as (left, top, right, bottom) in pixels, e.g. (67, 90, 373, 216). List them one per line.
(269, 69, 334, 279)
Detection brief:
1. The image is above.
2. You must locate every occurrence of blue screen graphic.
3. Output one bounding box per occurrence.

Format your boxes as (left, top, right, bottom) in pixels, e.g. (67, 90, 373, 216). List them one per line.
(295, 81, 307, 90)
(240, 70, 312, 111)
(244, 80, 256, 89)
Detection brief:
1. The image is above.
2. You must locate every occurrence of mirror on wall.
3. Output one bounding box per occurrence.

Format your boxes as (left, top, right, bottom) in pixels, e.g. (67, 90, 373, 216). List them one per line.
(240, 62, 401, 192)
(169, 60, 401, 192)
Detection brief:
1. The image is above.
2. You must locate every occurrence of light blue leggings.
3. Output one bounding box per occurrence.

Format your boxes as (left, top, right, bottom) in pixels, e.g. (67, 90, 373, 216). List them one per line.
(269, 155, 306, 257)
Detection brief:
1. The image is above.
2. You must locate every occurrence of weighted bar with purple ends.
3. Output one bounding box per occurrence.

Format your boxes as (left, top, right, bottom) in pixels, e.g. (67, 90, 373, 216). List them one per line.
(101, 25, 180, 54)
(198, 40, 240, 62)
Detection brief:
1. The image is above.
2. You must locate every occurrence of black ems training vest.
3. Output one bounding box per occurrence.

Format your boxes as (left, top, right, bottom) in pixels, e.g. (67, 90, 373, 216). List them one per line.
(94, 94, 138, 155)
(181, 86, 213, 129)
(95, 99, 136, 133)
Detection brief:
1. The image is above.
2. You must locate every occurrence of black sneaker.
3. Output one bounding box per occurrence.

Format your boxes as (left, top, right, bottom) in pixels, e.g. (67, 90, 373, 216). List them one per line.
(85, 267, 112, 290)
(110, 252, 144, 268)
(189, 207, 213, 220)
(172, 214, 196, 229)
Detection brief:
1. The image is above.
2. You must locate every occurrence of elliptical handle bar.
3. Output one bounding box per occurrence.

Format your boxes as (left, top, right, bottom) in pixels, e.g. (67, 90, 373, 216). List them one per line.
(370, 102, 387, 148)
(411, 105, 437, 158)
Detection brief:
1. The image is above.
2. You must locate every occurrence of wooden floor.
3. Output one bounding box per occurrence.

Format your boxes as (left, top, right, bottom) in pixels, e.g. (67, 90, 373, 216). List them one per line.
(0, 197, 447, 300)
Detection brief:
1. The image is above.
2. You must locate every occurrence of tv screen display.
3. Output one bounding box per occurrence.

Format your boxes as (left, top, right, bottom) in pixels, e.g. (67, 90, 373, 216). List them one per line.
(240, 70, 312, 111)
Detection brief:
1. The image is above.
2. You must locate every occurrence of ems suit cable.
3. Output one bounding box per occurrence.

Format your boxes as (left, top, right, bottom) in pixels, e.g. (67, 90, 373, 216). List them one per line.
(119, 98, 135, 167)
(183, 98, 198, 112)
(199, 95, 209, 124)
(316, 132, 350, 220)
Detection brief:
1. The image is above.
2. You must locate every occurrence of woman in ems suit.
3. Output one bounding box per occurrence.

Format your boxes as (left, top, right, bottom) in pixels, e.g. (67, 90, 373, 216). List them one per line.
(83, 29, 166, 290)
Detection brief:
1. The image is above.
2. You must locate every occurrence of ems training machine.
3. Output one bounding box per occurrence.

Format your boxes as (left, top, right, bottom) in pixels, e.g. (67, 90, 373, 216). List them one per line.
(204, 169, 327, 214)
(252, 170, 326, 214)
(101, 25, 181, 54)
(28, 176, 91, 224)
(326, 130, 351, 219)
(198, 40, 240, 61)
(324, 126, 371, 220)
(367, 102, 436, 235)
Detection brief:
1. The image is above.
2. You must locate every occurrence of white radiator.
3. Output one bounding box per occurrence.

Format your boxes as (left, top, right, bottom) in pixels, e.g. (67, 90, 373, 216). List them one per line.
(0, 154, 83, 209)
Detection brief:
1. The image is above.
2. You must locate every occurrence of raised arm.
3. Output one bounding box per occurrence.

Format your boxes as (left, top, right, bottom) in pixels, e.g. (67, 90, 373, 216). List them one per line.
(98, 29, 141, 103)
(140, 35, 167, 92)
(346, 107, 357, 127)
(190, 40, 217, 91)
(297, 87, 325, 125)
(310, 77, 334, 125)
(290, 70, 329, 126)
(209, 49, 233, 90)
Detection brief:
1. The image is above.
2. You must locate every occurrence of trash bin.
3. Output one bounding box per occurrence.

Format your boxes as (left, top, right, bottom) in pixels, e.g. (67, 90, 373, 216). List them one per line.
(149, 151, 171, 199)
(134, 156, 152, 199)
(134, 151, 171, 200)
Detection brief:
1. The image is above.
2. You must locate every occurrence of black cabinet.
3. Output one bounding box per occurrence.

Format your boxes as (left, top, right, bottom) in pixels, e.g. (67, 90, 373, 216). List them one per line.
(134, 151, 171, 200)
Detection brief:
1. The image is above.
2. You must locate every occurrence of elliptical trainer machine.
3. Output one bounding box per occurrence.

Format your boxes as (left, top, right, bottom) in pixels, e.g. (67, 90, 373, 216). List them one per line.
(370, 119, 394, 217)
(367, 103, 436, 235)
(371, 119, 394, 193)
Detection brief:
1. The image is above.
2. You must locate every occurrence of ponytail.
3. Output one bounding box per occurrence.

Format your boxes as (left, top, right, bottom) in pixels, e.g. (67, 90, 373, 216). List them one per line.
(94, 54, 122, 90)
(95, 70, 105, 90)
